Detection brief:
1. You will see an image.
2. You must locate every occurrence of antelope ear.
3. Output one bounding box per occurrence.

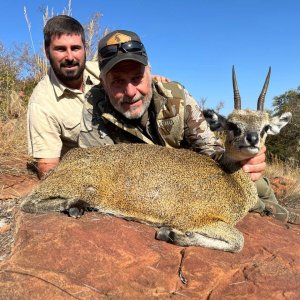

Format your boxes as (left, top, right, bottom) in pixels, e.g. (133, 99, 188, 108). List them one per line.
(268, 112, 292, 135)
(203, 109, 227, 131)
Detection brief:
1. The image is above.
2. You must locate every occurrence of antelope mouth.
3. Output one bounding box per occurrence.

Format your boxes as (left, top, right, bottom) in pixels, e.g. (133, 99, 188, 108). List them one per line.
(239, 146, 259, 150)
(239, 146, 259, 154)
(240, 146, 259, 157)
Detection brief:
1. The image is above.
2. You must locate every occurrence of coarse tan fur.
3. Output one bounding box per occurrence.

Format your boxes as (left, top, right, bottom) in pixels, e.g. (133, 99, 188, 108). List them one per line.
(22, 143, 257, 252)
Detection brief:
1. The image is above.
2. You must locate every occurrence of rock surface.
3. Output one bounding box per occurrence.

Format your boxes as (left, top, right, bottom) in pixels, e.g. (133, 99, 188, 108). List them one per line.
(0, 159, 38, 200)
(0, 163, 299, 299)
(0, 210, 299, 299)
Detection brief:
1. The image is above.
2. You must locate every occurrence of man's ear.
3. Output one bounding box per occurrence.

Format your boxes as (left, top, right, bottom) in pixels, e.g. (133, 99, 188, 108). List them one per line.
(268, 112, 292, 135)
(203, 109, 228, 131)
(45, 47, 50, 59)
(100, 77, 106, 88)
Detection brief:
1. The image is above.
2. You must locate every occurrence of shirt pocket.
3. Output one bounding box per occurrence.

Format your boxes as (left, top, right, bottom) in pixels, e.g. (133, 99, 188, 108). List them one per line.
(62, 117, 80, 142)
(157, 115, 182, 136)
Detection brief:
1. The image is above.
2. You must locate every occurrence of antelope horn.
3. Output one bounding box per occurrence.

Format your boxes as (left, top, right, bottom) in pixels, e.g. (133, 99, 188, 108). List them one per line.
(257, 67, 271, 111)
(232, 65, 241, 110)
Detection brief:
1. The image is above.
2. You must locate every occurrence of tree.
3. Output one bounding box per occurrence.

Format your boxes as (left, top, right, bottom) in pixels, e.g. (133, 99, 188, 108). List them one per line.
(266, 87, 300, 165)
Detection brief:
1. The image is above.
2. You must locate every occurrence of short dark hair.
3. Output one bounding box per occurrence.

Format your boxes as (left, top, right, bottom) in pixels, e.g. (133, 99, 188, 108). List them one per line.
(44, 15, 85, 48)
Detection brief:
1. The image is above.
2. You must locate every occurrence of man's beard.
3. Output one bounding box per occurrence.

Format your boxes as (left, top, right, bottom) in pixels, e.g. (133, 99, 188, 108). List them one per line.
(107, 72, 153, 120)
(49, 55, 86, 82)
(113, 88, 153, 120)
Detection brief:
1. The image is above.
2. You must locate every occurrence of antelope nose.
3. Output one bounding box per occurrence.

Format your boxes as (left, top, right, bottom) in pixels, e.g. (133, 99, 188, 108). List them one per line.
(246, 132, 259, 146)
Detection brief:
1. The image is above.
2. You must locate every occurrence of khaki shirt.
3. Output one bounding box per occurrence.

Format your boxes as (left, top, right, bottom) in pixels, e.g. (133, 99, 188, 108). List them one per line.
(27, 61, 100, 159)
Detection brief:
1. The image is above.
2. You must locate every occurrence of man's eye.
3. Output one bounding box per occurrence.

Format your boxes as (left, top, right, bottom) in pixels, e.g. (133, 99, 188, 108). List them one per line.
(112, 79, 124, 86)
(72, 46, 82, 51)
(132, 76, 143, 84)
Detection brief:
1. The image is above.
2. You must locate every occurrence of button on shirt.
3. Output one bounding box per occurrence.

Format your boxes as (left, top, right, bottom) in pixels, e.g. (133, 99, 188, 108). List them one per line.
(27, 61, 100, 159)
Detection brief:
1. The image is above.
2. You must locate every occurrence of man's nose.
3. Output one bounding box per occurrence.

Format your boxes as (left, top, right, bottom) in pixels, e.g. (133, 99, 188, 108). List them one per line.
(65, 49, 75, 61)
(124, 83, 137, 97)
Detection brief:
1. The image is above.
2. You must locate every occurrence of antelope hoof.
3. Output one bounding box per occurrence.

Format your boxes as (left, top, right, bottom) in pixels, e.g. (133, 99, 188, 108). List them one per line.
(156, 227, 174, 242)
(68, 207, 84, 218)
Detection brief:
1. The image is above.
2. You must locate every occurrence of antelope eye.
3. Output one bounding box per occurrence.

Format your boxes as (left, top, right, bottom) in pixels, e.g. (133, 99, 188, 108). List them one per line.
(227, 122, 241, 136)
(264, 125, 271, 132)
(261, 125, 271, 137)
(227, 122, 237, 131)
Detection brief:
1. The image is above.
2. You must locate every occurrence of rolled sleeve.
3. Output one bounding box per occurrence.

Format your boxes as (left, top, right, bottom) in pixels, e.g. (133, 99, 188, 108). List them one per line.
(27, 102, 62, 158)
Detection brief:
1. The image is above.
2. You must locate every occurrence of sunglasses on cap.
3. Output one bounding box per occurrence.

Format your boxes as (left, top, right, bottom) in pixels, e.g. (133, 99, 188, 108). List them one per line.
(99, 41, 146, 61)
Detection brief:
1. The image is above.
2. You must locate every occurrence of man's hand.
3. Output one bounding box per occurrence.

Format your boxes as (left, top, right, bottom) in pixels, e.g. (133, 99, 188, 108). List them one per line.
(36, 158, 60, 179)
(240, 146, 267, 181)
(152, 75, 171, 83)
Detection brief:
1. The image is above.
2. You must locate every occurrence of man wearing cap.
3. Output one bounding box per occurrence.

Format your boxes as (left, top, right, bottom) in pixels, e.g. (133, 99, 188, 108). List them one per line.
(79, 29, 300, 224)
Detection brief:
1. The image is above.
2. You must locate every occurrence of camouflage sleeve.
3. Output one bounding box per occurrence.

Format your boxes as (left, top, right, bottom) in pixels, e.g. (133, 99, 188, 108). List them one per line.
(183, 91, 224, 161)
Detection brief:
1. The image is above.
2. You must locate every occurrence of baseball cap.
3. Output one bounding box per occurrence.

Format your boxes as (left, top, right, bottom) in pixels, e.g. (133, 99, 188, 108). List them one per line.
(98, 30, 148, 75)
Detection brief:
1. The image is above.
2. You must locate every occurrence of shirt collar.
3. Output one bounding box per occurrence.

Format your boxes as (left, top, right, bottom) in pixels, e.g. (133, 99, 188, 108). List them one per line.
(49, 67, 96, 100)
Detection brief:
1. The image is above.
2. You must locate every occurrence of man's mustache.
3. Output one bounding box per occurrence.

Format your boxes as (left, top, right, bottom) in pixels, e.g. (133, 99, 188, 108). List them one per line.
(122, 95, 144, 104)
(60, 61, 80, 67)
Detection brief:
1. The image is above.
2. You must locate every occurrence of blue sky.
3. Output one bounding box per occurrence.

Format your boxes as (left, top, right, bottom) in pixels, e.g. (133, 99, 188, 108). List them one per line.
(1, 0, 299, 115)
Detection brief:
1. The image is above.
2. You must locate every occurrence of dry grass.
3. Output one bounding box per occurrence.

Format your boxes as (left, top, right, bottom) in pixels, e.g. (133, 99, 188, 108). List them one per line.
(0, 116, 26, 156)
(266, 155, 300, 179)
(0, 112, 29, 173)
(0, 88, 27, 160)
(265, 155, 300, 208)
